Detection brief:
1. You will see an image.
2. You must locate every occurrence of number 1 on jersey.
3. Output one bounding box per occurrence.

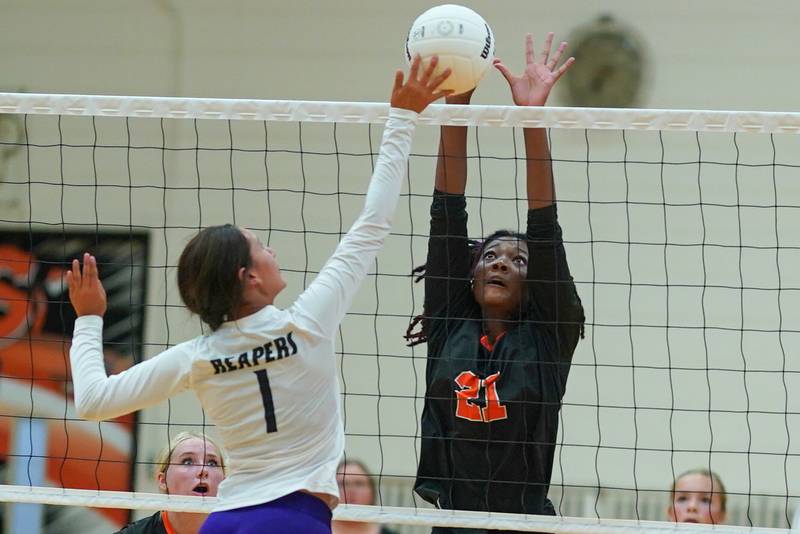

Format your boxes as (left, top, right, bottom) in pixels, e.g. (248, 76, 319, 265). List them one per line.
(255, 369, 278, 433)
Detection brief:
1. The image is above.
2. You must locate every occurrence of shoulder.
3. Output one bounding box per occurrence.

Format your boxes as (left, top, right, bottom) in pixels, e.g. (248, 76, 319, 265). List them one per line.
(427, 316, 480, 355)
(114, 512, 165, 534)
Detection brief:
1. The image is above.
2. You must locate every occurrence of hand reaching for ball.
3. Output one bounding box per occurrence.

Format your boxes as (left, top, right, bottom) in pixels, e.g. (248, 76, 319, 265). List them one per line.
(494, 32, 575, 107)
(391, 55, 453, 113)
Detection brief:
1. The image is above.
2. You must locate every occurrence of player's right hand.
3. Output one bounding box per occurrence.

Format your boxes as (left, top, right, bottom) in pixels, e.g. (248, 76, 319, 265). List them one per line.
(391, 55, 453, 113)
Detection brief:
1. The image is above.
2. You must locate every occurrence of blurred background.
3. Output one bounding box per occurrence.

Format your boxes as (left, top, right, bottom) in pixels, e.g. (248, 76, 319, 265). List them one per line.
(1, 1, 799, 532)
(1, 0, 797, 109)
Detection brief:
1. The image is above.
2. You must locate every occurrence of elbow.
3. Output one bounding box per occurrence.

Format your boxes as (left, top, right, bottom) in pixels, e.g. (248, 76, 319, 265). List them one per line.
(75, 403, 104, 421)
(73, 392, 108, 421)
(358, 209, 393, 233)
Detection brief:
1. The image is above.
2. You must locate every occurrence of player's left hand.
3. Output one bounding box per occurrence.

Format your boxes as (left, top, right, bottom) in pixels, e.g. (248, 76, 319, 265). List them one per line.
(67, 253, 107, 317)
(493, 32, 574, 107)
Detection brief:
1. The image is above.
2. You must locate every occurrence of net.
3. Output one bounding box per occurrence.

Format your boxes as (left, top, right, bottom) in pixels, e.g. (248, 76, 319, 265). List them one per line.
(1, 92, 799, 533)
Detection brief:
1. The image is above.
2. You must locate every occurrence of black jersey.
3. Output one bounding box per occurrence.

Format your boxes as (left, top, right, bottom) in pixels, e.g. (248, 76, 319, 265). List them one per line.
(414, 191, 584, 522)
(114, 511, 166, 534)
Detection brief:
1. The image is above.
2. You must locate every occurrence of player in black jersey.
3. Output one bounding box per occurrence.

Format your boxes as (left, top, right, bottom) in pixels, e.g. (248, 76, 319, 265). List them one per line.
(406, 33, 585, 534)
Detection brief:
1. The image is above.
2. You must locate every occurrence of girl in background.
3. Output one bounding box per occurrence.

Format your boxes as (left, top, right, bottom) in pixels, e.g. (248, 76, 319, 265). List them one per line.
(333, 459, 398, 534)
(116, 431, 226, 534)
(667, 469, 727, 525)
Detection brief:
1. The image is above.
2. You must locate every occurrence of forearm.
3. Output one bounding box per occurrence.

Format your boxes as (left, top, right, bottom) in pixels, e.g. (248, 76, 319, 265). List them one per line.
(523, 127, 555, 210)
(359, 107, 417, 227)
(70, 316, 113, 420)
(70, 316, 189, 420)
(435, 125, 469, 194)
(434, 93, 472, 194)
(527, 206, 583, 338)
(292, 108, 417, 338)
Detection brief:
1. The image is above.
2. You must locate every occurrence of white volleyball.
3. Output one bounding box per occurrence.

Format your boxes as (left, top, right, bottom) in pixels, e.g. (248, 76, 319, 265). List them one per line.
(405, 4, 495, 95)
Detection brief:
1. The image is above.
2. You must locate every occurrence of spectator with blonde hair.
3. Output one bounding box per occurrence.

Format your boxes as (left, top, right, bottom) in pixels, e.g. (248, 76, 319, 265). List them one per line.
(115, 431, 226, 534)
(667, 468, 727, 525)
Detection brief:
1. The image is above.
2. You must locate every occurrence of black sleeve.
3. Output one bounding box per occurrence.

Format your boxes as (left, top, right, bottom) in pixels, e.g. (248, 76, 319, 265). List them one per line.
(423, 190, 473, 352)
(526, 205, 584, 373)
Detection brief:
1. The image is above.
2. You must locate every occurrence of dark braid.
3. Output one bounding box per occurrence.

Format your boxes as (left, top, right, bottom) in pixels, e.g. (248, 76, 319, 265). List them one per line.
(405, 235, 512, 347)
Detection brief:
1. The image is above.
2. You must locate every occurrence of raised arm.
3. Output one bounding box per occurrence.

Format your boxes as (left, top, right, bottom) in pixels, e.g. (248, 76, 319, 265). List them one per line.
(494, 33, 574, 209)
(67, 254, 191, 420)
(526, 206, 584, 374)
(434, 89, 473, 194)
(292, 57, 452, 340)
(497, 34, 583, 370)
(417, 88, 484, 348)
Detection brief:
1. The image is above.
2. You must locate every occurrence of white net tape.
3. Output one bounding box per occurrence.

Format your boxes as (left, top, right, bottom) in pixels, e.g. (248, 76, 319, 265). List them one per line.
(0, 486, 791, 533)
(3, 92, 800, 132)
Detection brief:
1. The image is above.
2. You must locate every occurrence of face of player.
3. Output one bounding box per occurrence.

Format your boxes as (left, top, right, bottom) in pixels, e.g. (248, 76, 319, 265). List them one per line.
(472, 237, 529, 317)
(336, 462, 375, 506)
(157, 438, 225, 497)
(667, 473, 726, 524)
(241, 228, 286, 307)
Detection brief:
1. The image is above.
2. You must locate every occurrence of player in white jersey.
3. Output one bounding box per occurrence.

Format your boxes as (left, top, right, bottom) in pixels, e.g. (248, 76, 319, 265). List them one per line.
(67, 56, 452, 534)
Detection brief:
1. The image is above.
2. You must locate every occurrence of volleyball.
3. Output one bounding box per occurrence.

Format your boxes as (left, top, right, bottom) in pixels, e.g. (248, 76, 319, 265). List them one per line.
(405, 4, 495, 95)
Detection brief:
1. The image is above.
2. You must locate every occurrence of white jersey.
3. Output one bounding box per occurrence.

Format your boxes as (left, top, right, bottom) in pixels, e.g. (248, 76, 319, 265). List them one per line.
(69, 107, 418, 512)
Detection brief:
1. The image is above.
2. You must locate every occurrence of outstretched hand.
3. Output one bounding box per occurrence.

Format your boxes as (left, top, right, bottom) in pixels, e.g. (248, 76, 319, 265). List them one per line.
(493, 32, 574, 107)
(67, 253, 107, 317)
(391, 55, 453, 113)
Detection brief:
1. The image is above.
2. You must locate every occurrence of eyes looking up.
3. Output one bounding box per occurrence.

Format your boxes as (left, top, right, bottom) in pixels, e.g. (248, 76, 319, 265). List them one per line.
(175, 454, 221, 468)
(482, 249, 528, 267)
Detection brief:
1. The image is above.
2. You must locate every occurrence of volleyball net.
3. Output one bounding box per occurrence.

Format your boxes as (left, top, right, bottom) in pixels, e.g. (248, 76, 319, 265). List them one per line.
(1, 92, 799, 533)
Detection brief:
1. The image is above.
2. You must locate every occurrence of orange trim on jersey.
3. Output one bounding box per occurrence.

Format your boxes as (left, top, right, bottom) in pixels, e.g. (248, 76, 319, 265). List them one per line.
(479, 332, 505, 352)
(161, 510, 177, 534)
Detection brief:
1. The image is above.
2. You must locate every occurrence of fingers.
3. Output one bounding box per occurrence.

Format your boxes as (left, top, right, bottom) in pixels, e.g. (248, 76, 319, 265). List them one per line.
(67, 258, 81, 289)
(539, 32, 554, 64)
(431, 89, 455, 100)
(428, 66, 451, 90)
(420, 55, 439, 84)
(493, 59, 514, 84)
(69, 253, 100, 287)
(553, 56, 576, 81)
(85, 253, 98, 284)
(408, 54, 421, 82)
(394, 69, 404, 93)
(391, 56, 453, 112)
(548, 41, 568, 70)
(66, 253, 106, 317)
(525, 33, 535, 65)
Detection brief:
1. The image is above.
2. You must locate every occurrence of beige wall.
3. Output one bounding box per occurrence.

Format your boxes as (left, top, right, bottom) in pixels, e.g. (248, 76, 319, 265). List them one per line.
(3, 1, 798, 110)
(2, 0, 800, 526)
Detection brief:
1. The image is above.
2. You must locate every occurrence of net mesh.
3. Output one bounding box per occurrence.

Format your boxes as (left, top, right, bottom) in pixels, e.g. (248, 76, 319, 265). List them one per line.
(1, 93, 799, 533)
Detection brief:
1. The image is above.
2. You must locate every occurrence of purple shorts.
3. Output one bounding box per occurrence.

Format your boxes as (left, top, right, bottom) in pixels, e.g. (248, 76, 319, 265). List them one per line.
(199, 492, 332, 534)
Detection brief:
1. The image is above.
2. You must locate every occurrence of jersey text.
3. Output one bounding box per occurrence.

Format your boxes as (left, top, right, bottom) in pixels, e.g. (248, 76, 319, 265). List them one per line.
(209, 332, 298, 374)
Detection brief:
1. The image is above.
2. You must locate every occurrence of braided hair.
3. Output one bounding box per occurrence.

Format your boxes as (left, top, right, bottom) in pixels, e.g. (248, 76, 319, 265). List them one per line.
(404, 230, 527, 347)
